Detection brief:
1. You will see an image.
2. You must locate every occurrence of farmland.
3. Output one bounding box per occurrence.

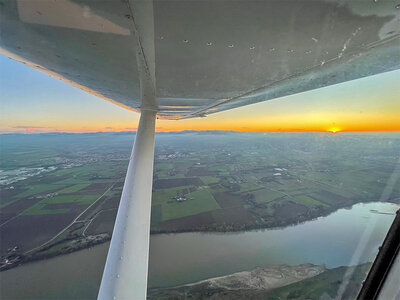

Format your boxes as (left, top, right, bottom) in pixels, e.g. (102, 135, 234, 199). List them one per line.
(1, 131, 400, 270)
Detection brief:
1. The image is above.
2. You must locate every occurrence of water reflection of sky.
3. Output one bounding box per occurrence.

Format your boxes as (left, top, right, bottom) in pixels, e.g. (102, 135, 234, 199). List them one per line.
(148, 202, 399, 287)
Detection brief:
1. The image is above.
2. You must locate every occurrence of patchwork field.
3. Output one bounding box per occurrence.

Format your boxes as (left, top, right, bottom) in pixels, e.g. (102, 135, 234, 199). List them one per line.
(153, 177, 203, 189)
(0, 156, 125, 258)
(1, 132, 400, 270)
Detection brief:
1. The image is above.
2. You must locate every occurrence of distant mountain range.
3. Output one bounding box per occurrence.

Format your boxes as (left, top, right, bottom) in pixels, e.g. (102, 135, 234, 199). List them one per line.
(1, 130, 398, 136)
(0, 130, 242, 136)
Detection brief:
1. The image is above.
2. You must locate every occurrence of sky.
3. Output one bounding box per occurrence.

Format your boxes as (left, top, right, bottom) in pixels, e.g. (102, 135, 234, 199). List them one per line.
(1, 54, 399, 133)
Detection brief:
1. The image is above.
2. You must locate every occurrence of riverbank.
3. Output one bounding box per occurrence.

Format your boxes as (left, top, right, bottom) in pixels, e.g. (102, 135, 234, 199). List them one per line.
(152, 198, 399, 234)
(0, 203, 343, 272)
(0, 233, 110, 272)
(1, 201, 398, 273)
(0, 202, 364, 272)
(148, 263, 371, 300)
(150, 263, 326, 292)
(150, 201, 348, 234)
(1, 202, 396, 299)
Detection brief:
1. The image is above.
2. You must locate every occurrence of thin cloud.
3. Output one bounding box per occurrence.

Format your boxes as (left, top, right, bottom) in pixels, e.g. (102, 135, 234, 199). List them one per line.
(12, 125, 54, 133)
(13, 126, 51, 129)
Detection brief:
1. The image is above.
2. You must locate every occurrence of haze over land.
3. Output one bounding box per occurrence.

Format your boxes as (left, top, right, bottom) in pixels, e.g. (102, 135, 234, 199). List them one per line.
(1, 131, 399, 299)
(1, 132, 399, 269)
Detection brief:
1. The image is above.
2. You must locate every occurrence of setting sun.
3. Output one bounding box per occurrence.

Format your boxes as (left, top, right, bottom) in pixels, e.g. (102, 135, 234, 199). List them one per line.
(329, 128, 340, 134)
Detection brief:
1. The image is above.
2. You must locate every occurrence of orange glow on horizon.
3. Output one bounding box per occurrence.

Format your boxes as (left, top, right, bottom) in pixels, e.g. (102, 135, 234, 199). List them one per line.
(2, 115, 399, 134)
(1, 69, 399, 134)
(1, 51, 399, 135)
(2, 105, 400, 134)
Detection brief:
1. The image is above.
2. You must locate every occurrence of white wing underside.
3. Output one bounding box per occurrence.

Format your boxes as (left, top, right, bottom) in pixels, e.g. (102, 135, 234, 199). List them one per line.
(1, 0, 399, 119)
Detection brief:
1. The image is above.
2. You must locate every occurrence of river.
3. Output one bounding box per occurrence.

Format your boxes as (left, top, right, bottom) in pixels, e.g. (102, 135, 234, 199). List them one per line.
(0, 202, 398, 300)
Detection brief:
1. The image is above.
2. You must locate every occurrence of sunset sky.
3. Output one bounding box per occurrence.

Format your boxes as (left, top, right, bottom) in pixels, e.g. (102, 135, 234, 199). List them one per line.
(1, 55, 399, 133)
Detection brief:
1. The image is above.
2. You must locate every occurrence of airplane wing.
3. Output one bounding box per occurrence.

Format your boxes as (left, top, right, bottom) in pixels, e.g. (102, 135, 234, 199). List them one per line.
(1, 0, 399, 119)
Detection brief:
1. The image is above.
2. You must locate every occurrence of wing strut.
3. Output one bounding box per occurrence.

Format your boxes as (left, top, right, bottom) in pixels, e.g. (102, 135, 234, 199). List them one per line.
(98, 1, 157, 298)
(98, 110, 156, 299)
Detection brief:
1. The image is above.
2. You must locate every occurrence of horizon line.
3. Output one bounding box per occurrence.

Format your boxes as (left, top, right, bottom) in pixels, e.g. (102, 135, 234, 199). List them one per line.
(1, 129, 400, 135)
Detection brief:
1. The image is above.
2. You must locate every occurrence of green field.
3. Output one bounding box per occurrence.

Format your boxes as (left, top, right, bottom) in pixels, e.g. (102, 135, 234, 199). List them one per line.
(293, 195, 328, 207)
(152, 186, 194, 205)
(22, 194, 99, 215)
(16, 184, 68, 198)
(239, 183, 263, 192)
(22, 205, 69, 215)
(161, 190, 220, 220)
(253, 189, 285, 204)
(200, 176, 220, 184)
(155, 162, 173, 171)
(58, 184, 90, 194)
